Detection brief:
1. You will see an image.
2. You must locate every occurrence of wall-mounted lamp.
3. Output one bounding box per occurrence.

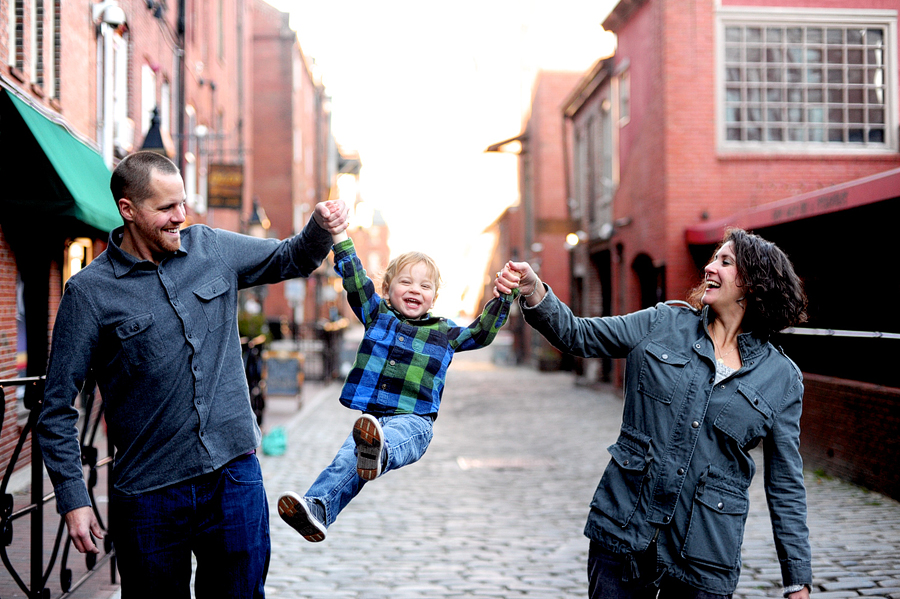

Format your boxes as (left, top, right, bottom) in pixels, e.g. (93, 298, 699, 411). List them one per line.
(92, 0, 126, 26)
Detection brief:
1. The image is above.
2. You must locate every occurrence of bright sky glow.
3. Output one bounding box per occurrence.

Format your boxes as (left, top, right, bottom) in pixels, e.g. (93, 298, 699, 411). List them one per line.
(265, 0, 616, 314)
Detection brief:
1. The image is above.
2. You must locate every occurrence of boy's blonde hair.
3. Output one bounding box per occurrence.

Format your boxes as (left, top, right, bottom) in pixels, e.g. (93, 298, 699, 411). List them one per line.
(381, 251, 442, 298)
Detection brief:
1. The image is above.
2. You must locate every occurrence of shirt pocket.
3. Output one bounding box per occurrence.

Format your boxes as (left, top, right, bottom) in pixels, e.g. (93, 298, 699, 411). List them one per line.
(637, 341, 691, 404)
(681, 470, 749, 570)
(591, 425, 652, 527)
(115, 313, 166, 365)
(193, 276, 230, 332)
(713, 383, 774, 447)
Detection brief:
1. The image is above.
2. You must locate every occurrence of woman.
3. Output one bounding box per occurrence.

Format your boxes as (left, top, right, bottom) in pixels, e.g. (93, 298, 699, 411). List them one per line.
(494, 228, 811, 599)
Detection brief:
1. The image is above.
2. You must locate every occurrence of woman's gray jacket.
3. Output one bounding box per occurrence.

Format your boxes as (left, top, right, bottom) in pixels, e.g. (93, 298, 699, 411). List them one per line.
(521, 286, 811, 594)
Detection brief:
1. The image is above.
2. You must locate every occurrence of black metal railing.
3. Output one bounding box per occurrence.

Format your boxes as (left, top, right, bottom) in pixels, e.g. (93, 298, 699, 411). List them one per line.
(0, 376, 115, 599)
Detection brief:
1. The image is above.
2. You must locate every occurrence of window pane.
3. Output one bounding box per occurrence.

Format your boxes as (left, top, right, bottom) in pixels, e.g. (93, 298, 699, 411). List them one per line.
(787, 48, 804, 63)
(866, 28, 883, 46)
(722, 18, 890, 148)
(725, 27, 742, 42)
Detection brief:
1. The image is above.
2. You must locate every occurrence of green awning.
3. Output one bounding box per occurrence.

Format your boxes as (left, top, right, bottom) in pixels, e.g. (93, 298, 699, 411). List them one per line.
(3, 90, 122, 233)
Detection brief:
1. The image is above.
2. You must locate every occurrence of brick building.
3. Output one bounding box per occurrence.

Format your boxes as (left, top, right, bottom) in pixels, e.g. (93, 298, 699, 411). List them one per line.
(484, 70, 583, 369)
(560, 0, 900, 497)
(0, 0, 348, 487)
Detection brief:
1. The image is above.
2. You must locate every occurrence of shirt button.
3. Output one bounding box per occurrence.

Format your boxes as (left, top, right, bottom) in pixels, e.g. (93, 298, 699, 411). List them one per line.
(695, 343, 701, 349)
(691, 420, 700, 428)
(623, 459, 630, 466)
(720, 385, 726, 390)
(398, 336, 405, 342)
(661, 354, 668, 360)
(717, 502, 725, 510)
(753, 398, 759, 405)
(381, 384, 387, 390)
(677, 467, 685, 475)
(131, 324, 139, 332)
(662, 515, 670, 523)
(389, 360, 396, 366)
(709, 378, 714, 384)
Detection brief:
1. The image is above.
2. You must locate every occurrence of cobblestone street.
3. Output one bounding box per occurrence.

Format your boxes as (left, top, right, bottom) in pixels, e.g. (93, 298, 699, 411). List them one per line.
(259, 333, 900, 599)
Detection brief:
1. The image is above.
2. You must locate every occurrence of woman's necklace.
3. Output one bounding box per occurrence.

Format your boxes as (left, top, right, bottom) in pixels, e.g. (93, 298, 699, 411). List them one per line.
(715, 343, 738, 364)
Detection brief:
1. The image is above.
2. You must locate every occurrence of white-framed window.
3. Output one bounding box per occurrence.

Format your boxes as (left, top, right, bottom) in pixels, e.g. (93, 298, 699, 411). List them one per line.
(717, 7, 898, 153)
(617, 67, 630, 126)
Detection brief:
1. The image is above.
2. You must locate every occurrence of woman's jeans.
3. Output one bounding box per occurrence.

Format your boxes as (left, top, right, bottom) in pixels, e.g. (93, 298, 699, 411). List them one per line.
(588, 541, 732, 599)
(306, 413, 434, 526)
(110, 453, 270, 599)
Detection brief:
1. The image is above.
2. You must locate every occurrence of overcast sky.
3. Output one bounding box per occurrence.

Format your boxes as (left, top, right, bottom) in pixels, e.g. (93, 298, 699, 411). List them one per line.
(266, 0, 617, 314)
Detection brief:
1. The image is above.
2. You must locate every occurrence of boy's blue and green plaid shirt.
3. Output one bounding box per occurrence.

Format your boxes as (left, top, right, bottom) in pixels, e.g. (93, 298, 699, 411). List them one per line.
(334, 239, 514, 419)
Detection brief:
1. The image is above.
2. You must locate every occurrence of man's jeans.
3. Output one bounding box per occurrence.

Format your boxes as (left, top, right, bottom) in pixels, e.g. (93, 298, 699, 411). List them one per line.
(110, 453, 270, 599)
(588, 541, 732, 599)
(306, 413, 434, 526)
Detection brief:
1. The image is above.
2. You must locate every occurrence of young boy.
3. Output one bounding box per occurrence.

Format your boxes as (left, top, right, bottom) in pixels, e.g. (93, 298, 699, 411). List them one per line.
(277, 228, 515, 542)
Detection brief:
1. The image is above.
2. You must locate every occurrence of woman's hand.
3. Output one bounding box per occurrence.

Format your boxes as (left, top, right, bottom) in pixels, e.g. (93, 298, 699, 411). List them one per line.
(494, 261, 544, 305)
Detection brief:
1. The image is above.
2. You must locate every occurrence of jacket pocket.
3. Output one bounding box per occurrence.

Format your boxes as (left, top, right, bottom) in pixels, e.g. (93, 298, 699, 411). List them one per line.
(115, 313, 166, 365)
(637, 341, 690, 404)
(681, 469, 748, 570)
(592, 425, 652, 527)
(193, 276, 230, 332)
(713, 382, 774, 447)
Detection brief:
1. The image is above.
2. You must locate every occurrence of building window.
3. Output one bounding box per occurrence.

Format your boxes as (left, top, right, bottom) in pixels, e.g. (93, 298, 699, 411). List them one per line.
(618, 68, 630, 126)
(719, 8, 897, 152)
(51, 0, 60, 99)
(34, 0, 43, 87)
(13, 0, 24, 71)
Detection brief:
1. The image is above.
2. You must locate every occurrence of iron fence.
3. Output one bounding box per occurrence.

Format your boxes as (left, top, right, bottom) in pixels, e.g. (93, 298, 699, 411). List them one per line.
(0, 376, 114, 599)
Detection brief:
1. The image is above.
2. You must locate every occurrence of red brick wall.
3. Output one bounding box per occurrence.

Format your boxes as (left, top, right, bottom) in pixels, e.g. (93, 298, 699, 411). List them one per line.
(800, 374, 900, 501)
(0, 230, 21, 475)
(528, 71, 582, 307)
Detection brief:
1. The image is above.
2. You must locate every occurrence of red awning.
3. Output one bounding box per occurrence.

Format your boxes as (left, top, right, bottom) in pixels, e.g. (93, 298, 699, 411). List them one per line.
(685, 167, 900, 245)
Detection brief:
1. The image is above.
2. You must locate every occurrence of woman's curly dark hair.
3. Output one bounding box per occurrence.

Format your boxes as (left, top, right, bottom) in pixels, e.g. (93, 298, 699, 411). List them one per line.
(689, 228, 807, 339)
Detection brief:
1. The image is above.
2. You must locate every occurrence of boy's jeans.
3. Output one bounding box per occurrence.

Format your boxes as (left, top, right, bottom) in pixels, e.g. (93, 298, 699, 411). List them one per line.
(110, 453, 270, 598)
(306, 413, 434, 526)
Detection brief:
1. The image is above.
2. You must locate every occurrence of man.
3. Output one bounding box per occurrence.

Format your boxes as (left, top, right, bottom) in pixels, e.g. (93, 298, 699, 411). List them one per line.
(36, 151, 348, 597)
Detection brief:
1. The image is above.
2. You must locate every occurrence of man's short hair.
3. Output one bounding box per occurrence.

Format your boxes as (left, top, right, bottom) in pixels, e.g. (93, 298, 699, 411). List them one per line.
(111, 151, 180, 205)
